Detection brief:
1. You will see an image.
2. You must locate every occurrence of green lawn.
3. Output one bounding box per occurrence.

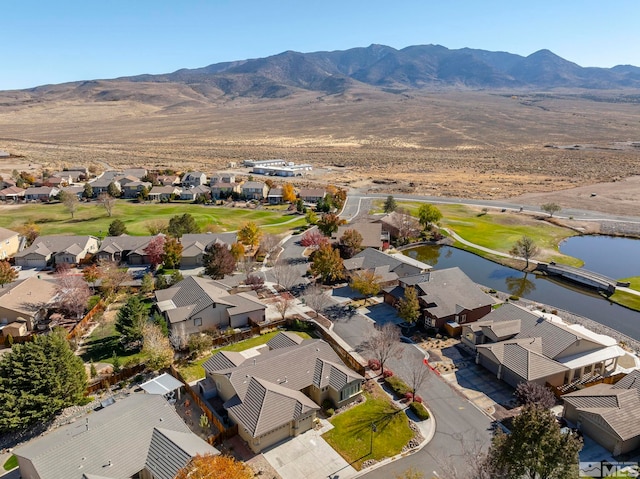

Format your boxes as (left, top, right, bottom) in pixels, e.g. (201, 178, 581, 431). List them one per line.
(619, 276, 640, 290)
(2, 455, 17, 471)
(322, 388, 414, 470)
(376, 201, 580, 266)
(177, 330, 313, 382)
(609, 289, 640, 311)
(80, 313, 148, 367)
(0, 201, 306, 236)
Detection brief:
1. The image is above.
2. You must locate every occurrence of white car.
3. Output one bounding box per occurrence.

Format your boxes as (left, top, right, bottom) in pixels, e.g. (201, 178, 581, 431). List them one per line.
(11, 265, 22, 271)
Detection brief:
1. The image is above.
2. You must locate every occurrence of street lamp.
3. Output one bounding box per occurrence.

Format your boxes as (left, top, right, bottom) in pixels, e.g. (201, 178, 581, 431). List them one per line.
(369, 422, 377, 455)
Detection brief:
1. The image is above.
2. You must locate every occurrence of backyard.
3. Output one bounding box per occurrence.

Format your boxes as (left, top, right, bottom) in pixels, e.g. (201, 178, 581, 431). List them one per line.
(0, 201, 306, 236)
(322, 383, 414, 470)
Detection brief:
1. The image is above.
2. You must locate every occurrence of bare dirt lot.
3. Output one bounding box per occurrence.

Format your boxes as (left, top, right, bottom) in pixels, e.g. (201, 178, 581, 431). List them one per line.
(0, 89, 639, 216)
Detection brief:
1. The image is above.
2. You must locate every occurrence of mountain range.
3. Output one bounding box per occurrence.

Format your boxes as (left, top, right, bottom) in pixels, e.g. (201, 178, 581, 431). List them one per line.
(9, 44, 640, 103)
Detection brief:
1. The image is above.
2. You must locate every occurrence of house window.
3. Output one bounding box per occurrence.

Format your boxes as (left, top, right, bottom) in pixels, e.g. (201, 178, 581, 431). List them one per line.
(194, 317, 202, 327)
(457, 314, 467, 324)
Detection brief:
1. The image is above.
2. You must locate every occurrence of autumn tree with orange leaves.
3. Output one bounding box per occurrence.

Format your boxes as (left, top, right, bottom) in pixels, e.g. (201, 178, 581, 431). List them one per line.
(174, 454, 254, 479)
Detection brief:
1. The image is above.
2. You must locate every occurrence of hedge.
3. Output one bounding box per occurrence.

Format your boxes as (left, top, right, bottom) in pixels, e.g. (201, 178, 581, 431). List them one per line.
(410, 401, 430, 420)
(384, 376, 411, 397)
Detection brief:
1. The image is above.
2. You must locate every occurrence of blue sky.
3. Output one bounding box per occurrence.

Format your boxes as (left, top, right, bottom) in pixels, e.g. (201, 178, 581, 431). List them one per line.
(2, 0, 639, 90)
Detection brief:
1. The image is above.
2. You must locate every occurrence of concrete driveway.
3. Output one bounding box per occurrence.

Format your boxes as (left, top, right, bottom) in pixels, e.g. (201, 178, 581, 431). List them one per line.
(262, 421, 356, 479)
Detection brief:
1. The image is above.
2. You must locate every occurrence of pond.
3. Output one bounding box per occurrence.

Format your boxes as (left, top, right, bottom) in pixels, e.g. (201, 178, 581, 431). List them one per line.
(559, 235, 640, 280)
(404, 244, 640, 340)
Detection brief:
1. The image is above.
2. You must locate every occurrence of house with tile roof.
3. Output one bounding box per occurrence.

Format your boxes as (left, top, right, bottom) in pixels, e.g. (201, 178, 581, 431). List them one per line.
(203, 332, 364, 452)
(384, 266, 493, 329)
(155, 276, 266, 337)
(179, 233, 237, 267)
(0, 226, 20, 260)
(463, 303, 627, 389)
(13, 393, 218, 479)
(345, 247, 431, 288)
(562, 370, 640, 455)
(95, 235, 161, 265)
(0, 277, 59, 335)
(15, 235, 99, 268)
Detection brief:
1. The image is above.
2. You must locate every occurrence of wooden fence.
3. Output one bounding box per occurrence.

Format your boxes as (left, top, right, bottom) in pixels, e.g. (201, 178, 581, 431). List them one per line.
(548, 372, 627, 397)
(86, 363, 147, 394)
(170, 365, 238, 445)
(68, 299, 105, 340)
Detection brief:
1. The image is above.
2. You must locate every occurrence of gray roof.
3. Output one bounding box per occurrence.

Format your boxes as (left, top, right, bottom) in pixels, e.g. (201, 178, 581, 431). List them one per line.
(180, 233, 237, 257)
(205, 339, 363, 437)
(140, 372, 183, 395)
(335, 223, 383, 249)
(413, 267, 494, 318)
(14, 394, 215, 479)
(15, 235, 97, 259)
(563, 370, 640, 441)
(267, 331, 305, 349)
(241, 181, 266, 190)
(98, 235, 159, 256)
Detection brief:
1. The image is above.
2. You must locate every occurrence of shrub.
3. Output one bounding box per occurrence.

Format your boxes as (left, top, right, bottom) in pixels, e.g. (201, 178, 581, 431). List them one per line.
(410, 401, 430, 420)
(509, 295, 520, 301)
(404, 392, 414, 401)
(414, 395, 423, 403)
(188, 334, 213, 357)
(326, 408, 335, 417)
(322, 398, 335, 411)
(87, 295, 102, 311)
(368, 358, 381, 370)
(384, 376, 411, 398)
(383, 369, 394, 378)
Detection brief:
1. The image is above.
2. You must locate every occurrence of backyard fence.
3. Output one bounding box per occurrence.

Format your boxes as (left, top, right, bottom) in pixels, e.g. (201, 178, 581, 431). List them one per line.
(86, 363, 147, 395)
(68, 299, 105, 340)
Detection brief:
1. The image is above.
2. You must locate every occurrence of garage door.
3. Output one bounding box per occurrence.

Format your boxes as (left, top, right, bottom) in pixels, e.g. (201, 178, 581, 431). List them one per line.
(478, 354, 500, 376)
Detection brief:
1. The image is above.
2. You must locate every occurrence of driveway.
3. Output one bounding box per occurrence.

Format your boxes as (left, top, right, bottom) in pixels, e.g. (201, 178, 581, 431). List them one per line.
(262, 421, 356, 479)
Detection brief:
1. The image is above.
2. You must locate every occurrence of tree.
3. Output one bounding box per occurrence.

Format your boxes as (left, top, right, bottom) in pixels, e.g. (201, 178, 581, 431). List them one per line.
(350, 270, 381, 305)
(361, 323, 403, 376)
(417, 203, 442, 231)
(98, 192, 117, 217)
(303, 284, 331, 317)
(168, 213, 200, 238)
(259, 233, 281, 258)
(271, 259, 300, 291)
(146, 219, 169, 235)
(510, 235, 539, 269)
(282, 183, 296, 203)
(541, 203, 561, 218)
(108, 218, 128, 236)
(140, 272, 155, 294)
(142, 322, 174, 370)
(326, 185, 347, 211)
(384, 195, 398, 213)
(162, 236, 183, 269)
(309, 244, 344, 284)
(339, 228, 363, 259)
(82, 264, 100, 291)
(174, 454, 254, 479)
(16, 222, 40, 247)
(230, 242, 245, 261)
(107, 182, 120, 198)
(203, 242, 236, 279)
(237, 222, 262, 251)
(245, 273, 265, 291)
(407, 360, 430, 399)
(397, 286, 421, 324)
(0, 261, 18, 288)
(300, 229, 329, 248)
(275, 296, 294, 320)
(305, 209, 318, 225)
(0, 329, 87, 432)
(115, 295, 149, 349)
(82, 182, 93, 199)
(97, 260, 132, 297)
(317, 212, 346, 236)
(488, 405, 582, 479)
(514, 382, 556, 409)
(143, 235, 165, 267)
(60, 191, 80, 219)
(54, 270, 91, 318)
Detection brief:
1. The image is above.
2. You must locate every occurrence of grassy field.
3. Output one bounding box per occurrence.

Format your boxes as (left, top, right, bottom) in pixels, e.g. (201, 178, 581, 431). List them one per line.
(2, 455, 17, 471)
(377, 201, 581, 266)
(0, 201, 306, 236)
(177, 330, 313, 382)
(610, 277, 640, 311)
(322, 385, 414, 470)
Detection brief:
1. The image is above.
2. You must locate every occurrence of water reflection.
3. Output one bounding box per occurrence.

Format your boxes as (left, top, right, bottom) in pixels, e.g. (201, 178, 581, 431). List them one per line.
(504, 273, 536, 297)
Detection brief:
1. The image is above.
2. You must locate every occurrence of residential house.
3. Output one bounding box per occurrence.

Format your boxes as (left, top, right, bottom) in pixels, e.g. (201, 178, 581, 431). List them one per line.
(59, 185, 84, 199)
(148, 185, 182, 201)
(344, 247, 431, 287)
(375, 210, 422, 242)
(334, 222, 388, 250)
(24, 186, 59, 202)
(89, 175, 121, 197)
(0, 227, 20, 260)
(121, 180, 152, 199)
(266, 188, 283, 205)
(462, 303, 627, 389)
(211, 177, 240, 199)
(15, 235, 99, 268)
(179, 233, 237, 267)
(42, 176, 67, 188)
(96, 235, 161, 265)
(155, 276, 266, 336)
(209, 172, 236, 185)
(0, 178, 16, 189)
(179, 185, 210, 202)
(0, 186, 25, 202)
(562, 370, 640, 455)
(51, 169, 87, 182)
(0, 277, 59, 333)
(240, 181, 268, 200)
(181, 171, 207, 188)
(203, 332, 364, 452)
(298, 188, 326, 204)
(157, 174, 181, 186)
(13, 393, 218, 479)
(384, 267, 495, 329)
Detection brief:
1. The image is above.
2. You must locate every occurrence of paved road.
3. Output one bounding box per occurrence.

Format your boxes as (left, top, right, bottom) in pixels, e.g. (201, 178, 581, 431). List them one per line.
(332, 310, 492, 478)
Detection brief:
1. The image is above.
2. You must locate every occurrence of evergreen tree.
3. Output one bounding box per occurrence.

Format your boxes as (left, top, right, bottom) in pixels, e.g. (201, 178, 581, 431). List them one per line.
(203, 243, 236, 279)
(115, 295, 149, 348)
(0, 329, 87, 432)
(168, 213, 200, 238)
(108, 219, 128, 236)
(83, 182, 93, 199)
(383, 195, 397, 213)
